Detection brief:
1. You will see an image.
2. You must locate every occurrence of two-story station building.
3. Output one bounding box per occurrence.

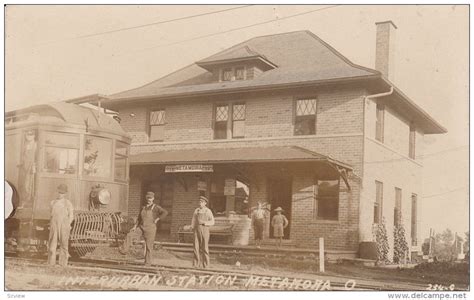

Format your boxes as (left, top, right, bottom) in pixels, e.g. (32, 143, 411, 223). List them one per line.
(77, 21, 446, 259)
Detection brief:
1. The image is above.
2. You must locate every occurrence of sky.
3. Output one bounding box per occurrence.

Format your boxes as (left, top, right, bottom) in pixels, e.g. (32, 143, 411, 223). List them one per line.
(4, 5, 469, 239)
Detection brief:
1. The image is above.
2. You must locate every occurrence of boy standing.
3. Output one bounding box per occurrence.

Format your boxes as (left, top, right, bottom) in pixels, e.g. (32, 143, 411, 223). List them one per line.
(271, 207, 288, 248)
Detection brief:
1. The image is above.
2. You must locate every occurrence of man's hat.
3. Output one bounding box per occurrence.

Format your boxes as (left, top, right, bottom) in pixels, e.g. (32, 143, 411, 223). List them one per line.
(274, 207, 284, 212)
(199, 196, 209, 204)
(146, 191, 155, 198)
(57, 184, 68, 194)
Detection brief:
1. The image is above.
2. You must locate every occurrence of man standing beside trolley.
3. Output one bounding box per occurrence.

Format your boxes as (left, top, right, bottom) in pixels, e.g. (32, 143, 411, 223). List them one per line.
(191, 196, 214, 268)
(121, 191, 168, 266)
(48, 184, 74, 267)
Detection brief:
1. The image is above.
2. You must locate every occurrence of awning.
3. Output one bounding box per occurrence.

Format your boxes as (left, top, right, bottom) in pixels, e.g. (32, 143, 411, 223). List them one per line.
(131, 146, 352, 189)
(130, 146, 352, 170)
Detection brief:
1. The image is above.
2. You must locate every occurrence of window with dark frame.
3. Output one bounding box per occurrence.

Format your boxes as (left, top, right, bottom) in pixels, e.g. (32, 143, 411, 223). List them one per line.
(375, 103, 385, 142)
(294, 98, 317, 136)
(315, 179, 339, 221)
(232, 103, 246, 138)
(411, 194, 418, 246)
(222, 69, 233, 81)
(374, 181, 383, 224)
(214, 105, 229, 139)
(221, 67, 245, 82)
(235, 67, 245, 80)
(149, 109, 166, 141)
(409, 125, 416, 159)
(394, 187, 402, 227)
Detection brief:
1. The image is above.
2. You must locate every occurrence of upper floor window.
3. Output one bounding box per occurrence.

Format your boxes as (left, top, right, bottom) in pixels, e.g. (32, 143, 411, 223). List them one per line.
(222, 69, 233, 81)
(214, 105, 229, 139)
(374, 181, 383, 224)
(235, 67, 245, 80)
(294, 98, 317, 136)
(213, 103, 246, 139)
(375, 103, 385, 142)
(314, 179, 339, 221)
(409, 125, 416, 159)
(220, 66, 246, 81)
(149, 109, 166, 141)
(232, 103, 246, 138)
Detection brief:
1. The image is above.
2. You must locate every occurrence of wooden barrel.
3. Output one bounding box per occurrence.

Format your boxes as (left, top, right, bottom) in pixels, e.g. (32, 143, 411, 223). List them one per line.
(228, 213, 251, 246)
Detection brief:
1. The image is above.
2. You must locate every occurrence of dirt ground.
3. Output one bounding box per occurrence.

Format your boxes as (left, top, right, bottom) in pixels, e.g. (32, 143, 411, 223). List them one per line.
(4, 246, 470, 291)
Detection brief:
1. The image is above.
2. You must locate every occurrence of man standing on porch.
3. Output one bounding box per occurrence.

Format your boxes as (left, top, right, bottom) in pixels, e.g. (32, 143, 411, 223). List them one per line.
(191, 196, 214, 268)
(251, 202, 268, 249)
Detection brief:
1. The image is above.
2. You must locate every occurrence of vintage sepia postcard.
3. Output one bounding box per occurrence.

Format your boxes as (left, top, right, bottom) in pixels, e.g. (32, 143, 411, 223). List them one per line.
(3, 4, 470, 298)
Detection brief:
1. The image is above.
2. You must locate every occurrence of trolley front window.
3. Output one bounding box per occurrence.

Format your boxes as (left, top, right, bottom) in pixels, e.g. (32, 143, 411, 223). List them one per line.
(43, 132, 79, 175)
(84, 136, 112, 178)
(115, 141, 128, 181)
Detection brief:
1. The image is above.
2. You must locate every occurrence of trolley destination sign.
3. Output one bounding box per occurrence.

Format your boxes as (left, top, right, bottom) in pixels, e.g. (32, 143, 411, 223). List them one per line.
(165, 164, 214, 173)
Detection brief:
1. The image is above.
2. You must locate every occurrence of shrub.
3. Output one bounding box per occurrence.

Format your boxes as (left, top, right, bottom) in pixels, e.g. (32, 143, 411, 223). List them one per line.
(393, 214, 409, 264)
(373, 217, 390, 263)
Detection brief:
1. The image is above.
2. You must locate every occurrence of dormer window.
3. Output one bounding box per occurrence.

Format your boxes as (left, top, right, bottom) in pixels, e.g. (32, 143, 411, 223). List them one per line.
(196, 46, 277, 83)
(220, 67, 246, 82)
(222, 69, 233, 81)
(235, 67, 245, 80)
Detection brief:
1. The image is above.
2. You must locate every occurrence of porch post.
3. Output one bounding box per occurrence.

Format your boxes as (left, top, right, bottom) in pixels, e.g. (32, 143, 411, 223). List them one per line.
(319, 237, 325, 272)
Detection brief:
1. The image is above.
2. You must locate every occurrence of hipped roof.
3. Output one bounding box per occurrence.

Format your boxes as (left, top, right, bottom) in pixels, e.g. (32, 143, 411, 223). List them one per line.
(84, 30, 445, 134)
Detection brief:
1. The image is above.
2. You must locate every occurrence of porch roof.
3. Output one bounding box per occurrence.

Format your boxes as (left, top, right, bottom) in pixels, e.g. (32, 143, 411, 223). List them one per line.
(130, 146, 353, 170)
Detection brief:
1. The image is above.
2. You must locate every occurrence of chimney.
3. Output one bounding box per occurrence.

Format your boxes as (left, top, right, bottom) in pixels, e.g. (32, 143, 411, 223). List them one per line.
(375, 20, 397, 82)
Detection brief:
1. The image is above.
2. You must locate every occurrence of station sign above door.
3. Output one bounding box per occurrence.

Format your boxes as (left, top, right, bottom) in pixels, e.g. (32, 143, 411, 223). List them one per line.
(165, 164, 214, 173)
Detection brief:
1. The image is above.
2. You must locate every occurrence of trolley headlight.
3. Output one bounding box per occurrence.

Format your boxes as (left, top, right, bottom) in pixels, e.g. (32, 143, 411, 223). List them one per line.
(97, 188, 111, 205)
(89, 184, 111, 210)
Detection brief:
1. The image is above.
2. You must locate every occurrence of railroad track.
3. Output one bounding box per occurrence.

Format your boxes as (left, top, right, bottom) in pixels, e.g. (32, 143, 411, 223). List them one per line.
(6, 252, 423, 291)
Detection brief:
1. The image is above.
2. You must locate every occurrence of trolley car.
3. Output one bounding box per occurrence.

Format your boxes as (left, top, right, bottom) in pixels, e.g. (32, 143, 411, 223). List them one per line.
(5, 102, 131, 256)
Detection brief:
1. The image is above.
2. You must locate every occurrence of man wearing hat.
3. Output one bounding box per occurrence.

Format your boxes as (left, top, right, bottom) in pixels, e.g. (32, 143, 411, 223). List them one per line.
(48, 183, 74, 267)
(120, 191, 168, 266)
(191, 195, 214, 268)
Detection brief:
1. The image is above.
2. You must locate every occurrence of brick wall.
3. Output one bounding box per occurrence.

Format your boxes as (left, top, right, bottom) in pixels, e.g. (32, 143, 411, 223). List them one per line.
(116, 86, 366, 250)
(115, 87, 365, 145)
(127, 169, 142, 218)
(170, 174, 199, 239)
(291, 170, 360, 250)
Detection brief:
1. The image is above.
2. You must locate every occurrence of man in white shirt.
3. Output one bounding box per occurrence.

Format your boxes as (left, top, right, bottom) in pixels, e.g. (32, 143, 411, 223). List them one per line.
(191, 196, 214, 268)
